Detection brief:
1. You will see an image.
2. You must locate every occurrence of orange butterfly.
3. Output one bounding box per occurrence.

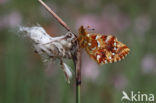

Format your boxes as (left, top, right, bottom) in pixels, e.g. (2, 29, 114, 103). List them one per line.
(78, 26, 130, 64)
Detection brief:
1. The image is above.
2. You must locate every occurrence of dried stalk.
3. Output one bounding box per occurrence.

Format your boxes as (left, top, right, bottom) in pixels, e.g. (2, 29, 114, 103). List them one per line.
(38, 0, 81, 103)
(38, 0, 71, 32)
(75, 46, 81, 103)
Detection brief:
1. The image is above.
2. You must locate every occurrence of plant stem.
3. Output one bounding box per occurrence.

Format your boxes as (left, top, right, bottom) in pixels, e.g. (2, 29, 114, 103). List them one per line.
(38, 0, 71, 32)
(38, 1, 81, 103)
(75, 47, 81, 103)
(76, 84, 81, 103)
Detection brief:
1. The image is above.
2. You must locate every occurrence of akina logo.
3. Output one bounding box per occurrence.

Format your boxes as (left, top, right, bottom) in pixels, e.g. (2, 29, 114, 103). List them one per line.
(121, 91, 154, 102)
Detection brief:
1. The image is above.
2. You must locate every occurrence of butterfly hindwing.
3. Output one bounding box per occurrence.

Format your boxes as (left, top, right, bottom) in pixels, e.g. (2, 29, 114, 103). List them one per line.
(78, 26, 130, 64)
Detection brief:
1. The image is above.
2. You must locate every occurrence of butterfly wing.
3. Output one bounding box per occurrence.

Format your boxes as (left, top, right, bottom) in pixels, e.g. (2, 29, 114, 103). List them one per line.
(78, 26, 130, 64)
(85, 34, 130, 64)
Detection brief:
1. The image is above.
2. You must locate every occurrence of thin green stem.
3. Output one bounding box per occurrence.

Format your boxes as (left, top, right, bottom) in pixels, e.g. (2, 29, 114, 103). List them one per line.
(76, 84, 80, 103)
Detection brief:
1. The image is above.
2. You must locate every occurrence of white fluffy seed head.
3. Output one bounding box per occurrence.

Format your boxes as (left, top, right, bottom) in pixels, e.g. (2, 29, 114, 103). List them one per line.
(19, 26, 54, 59)
(19, 26, 52, 44)
(19, 26, 76, 84)
(63, 63, 72, 83)
(19, 26, 75, 59)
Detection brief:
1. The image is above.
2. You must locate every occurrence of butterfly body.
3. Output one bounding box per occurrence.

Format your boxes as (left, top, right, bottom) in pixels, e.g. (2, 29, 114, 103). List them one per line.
(78, 26, 130, 64)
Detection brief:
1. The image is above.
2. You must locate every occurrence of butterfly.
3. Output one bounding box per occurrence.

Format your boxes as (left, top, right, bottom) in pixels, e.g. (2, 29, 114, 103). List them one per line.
(78, 26, 130, 64)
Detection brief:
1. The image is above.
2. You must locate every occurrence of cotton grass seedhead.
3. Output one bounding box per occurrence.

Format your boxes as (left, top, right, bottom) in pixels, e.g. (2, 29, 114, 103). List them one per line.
(61, 61, 73, 83)
(19, 26, 52, 44)
(19, 26, 77, 83)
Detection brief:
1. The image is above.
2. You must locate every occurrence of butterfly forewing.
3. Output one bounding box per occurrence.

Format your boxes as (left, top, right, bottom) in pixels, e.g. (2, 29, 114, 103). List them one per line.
(78, 26, 130, 64)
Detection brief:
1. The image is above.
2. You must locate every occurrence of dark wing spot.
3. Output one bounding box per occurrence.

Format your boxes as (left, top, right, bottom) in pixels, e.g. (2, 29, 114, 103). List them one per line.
(107, 36, 115, 44)
(101, 35, 107, 41)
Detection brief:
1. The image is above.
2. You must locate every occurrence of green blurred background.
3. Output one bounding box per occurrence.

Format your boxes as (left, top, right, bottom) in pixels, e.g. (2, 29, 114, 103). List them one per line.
(0, 0, 156, 103)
